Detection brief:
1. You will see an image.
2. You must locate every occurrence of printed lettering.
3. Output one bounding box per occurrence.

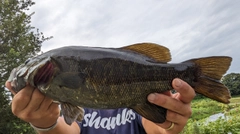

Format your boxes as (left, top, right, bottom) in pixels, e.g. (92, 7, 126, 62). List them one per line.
(100, 118, 111, 130)
(89, 112, 101, 129)
(82, 108, 136, 130)
(83, 113, 91, 127)
(110, 117, 117, 129)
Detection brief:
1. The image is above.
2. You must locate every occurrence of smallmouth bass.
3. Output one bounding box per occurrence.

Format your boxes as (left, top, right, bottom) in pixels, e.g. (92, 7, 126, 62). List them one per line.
(8, 43, 232, 125)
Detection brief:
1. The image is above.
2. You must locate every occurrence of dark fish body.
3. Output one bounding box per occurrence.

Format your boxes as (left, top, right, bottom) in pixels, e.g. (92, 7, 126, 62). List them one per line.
(8, 43, 232, 125)
(38, 46, 196, 108)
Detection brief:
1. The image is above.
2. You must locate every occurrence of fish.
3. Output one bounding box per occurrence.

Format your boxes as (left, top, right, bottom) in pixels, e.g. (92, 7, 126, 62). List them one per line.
(8, 43, 232, 125)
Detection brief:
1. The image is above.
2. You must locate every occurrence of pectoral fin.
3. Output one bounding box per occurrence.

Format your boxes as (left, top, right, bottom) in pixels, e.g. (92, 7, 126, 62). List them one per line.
(54, 72, 86, 89)
(131, 102, 167, 123)
(61, 103, 85, 125)
(121, 43, 171, 62)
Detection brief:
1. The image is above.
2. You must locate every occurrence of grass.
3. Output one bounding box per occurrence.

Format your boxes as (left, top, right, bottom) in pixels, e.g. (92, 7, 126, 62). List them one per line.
(180, 95, 240, 134)
(191, 95, 240, 120)
(191, 98, 226, 120)
(230, 96, 240, 104)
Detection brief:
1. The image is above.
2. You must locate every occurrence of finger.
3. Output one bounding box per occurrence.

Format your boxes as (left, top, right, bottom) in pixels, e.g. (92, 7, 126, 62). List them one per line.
(165, 110, 188, 125)
(5, 81, 16, 95)
(37, 96, 53, 111)
(39, 96, 59, 112)
(161, 90, 172, 96)
(148, 93, 190, 115)
(12, 86, 34, 115)
(157, 110, 189, 133)
(172, 78, 196, 103)
(156, 120, 173, 130)
(48, 102, 60, 116)
(23, 89, 45, 113)
(163, 110, 189, 133)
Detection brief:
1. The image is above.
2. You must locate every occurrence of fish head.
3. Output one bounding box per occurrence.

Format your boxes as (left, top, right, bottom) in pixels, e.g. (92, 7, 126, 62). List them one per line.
(8, 56, 58, 93)
(8, 56, 85, 125)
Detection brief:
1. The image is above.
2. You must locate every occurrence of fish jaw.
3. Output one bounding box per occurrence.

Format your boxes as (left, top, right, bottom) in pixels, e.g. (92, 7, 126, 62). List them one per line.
(8, 57, 55, 92)
(8, 66, 26, 92)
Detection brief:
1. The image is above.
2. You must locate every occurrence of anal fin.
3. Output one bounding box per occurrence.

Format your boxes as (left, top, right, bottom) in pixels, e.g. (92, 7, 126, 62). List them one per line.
(131, 102, 167, 123)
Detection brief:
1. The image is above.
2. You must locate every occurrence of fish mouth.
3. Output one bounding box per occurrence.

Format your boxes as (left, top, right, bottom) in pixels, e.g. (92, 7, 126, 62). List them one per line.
(15, 57, 56, 88)
(8, 57, 55, 92)
(33, 60, 55, 86)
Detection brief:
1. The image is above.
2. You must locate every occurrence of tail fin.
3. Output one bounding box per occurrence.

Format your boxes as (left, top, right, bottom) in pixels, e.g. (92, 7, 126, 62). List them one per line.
(189, 56, 232, 104)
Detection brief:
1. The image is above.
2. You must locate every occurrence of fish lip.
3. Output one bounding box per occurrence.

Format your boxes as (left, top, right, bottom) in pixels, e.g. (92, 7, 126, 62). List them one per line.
(8, 68, 18, 82)
(8, 68, 23, 92)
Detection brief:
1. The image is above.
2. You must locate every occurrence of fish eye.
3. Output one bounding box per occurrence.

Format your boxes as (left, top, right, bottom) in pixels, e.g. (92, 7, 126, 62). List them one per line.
(25, 58, 31, 64)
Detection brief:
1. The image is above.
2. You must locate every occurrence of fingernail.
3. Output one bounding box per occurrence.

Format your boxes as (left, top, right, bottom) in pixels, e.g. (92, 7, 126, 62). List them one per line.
(148, 93, 156, 102)
(175, 79, 182, 87)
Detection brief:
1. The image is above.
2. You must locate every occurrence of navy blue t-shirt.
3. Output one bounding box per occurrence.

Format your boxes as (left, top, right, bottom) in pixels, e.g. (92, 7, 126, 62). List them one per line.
(77, 108, 146, 134)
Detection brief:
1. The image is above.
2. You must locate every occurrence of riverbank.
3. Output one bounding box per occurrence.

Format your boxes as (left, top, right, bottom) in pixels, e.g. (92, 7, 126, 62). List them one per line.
(180, 96, 240, 134)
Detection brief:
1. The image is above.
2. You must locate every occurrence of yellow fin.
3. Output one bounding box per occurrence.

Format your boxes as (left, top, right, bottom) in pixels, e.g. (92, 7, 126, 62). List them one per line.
(185, 56, 232, 104)
(187, 56, 232, 80)
(121, 43, 171, 62)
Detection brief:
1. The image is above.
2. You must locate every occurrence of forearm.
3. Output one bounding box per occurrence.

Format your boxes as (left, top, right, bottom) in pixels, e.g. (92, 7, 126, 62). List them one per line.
(36, 117, 80, 134)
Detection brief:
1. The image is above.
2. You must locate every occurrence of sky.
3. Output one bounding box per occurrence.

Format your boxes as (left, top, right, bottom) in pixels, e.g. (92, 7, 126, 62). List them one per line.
(29, 0, 240, 73)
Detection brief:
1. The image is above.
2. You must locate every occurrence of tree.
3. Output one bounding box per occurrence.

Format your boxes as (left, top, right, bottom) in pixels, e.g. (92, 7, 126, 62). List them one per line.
(0, 0, 52, 133)
(222, 73, 240, 96)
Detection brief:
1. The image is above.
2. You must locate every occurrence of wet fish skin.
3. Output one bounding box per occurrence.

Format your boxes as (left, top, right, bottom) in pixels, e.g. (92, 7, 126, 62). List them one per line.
(8, 43, 232, 125)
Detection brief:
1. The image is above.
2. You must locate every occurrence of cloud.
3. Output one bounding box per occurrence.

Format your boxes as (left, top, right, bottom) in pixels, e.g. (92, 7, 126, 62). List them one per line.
(170, 0, 240, 73)
(29, 0, 240, 73)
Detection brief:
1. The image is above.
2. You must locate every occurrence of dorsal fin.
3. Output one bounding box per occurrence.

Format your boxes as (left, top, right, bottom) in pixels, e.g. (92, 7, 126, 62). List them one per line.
(121, 43, 171, 62)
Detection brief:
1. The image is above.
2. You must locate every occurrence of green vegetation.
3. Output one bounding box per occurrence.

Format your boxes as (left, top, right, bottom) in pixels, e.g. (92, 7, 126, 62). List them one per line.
(181, 96, 240, 134)
(230, 96, 240, 104)
(191, 98, 225, 120)
(0, 0, 51, 133)
(222, 73, 240, 96)
(182, 74, 240, 134)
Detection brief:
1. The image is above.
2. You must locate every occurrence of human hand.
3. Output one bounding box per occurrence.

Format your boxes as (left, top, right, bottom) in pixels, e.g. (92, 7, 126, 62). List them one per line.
(147, 78, 195, 134)
(5, 81, 60, 128)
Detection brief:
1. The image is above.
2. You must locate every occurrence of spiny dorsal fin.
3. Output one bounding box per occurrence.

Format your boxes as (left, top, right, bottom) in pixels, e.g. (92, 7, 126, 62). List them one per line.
(121, 43, 171, 62)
